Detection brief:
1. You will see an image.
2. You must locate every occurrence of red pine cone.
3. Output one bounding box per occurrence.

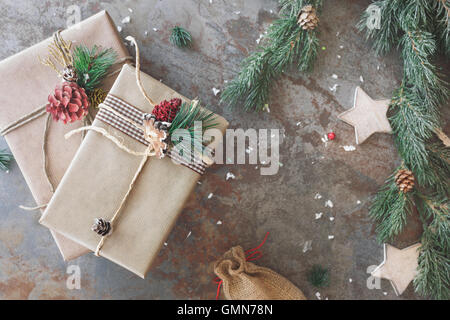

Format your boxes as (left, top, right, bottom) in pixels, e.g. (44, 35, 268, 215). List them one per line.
(46, 82, 90, 124)
(151, 98, 182, 123)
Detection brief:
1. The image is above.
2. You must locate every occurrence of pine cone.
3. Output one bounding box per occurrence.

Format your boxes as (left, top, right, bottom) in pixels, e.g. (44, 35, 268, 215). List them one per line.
(46, 82, 90, 124)
(88, 88, 107, 109)
(62, 65, 78, 82)
(395, 169, 415, 193)
(151, 98, 182, 123)
(297, 5, 319, 30)
(92, 218, 112, 236)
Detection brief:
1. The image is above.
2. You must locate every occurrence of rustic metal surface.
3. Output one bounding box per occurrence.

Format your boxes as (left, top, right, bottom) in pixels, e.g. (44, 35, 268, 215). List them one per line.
(0, 0, 440, 300)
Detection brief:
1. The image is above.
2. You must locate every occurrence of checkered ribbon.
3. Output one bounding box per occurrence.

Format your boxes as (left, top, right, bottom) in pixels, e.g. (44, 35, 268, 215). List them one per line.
(97, 94, 209, 175)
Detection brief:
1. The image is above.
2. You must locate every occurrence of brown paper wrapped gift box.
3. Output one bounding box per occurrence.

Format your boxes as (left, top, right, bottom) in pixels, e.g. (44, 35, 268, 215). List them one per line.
(0, 11, 130, 261)
(40, 64, 229, 278)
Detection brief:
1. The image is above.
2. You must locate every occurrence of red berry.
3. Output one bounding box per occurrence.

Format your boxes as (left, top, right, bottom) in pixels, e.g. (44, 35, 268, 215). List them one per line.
(327, 132, 336, 140)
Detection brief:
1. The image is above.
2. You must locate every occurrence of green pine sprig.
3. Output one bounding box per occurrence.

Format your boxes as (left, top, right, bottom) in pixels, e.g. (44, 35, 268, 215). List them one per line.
(307, 265, 330, 288)
(359, 0, 450, 300)
(170, 26, 193, 48)
(221, 0, 322, 112)
(0, 149, 13, 172)
(169, 100, 217, 155)
(72, 45, 117, 92)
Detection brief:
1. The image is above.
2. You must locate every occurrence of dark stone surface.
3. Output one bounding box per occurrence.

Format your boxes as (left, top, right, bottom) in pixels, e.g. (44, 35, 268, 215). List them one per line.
(0, 0, 437, 299)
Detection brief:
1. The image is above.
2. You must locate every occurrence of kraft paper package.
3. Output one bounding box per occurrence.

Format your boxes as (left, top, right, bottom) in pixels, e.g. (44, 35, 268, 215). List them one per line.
(0, 11, 130, 261)
(40, 64, 229, 278)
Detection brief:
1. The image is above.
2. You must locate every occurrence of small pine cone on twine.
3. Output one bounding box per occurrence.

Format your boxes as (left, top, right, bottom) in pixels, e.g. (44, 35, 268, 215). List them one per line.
(92, 218, 112, 236)
(297, 5, 319, 30)
(395, 169, 415, 193)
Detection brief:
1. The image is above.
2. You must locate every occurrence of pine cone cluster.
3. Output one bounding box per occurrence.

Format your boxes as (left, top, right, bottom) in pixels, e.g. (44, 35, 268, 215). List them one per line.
(395, 169, 415, 193)
(151, 98, 182, 123)
(46, 82, 90, 124)
(297, 5, 319, 30)
(92, 218, 112, 236)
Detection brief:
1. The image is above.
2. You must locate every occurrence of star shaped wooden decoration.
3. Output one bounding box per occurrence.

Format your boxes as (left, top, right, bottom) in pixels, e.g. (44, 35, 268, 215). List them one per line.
(372, 243, 421, 296)
(338, 87, 392, 144)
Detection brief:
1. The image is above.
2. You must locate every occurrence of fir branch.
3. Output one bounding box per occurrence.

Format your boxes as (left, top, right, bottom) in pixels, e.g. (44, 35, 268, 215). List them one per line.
(221, 0, 322, 111)
(0, 149, 13, 172)
(170, 26, 192, 48)
(369, 168, 414, 243)
(414, 195, 450, 300)
(361, 0, 450, 299)
(72, 45, 117, 92)
(357, 0, 402, 56)
(169, 100, 217, 154)
(307, 265, 330, 288)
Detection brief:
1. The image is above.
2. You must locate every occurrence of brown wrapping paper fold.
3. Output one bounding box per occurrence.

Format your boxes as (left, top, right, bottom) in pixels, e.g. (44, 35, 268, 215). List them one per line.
(214, 246, 307, 300)
(0, 11, 130, 261)
(40, 64, 229, 278)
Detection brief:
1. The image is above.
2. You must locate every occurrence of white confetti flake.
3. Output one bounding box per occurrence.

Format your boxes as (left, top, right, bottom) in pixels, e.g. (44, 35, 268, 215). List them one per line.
(377, 65, 380, 71)
(217, 220, 222, 225)
(349, 278, 353, 283)
(360, 75, 364, 82)
(331, 74, 338, 79)
(337, 54, 341, 59)
(339, 45, 344, 49)
(121, 16, 131, 24)
(212, 87, 221, 96)
(209, 0, 212, 3)
(226, 172, 235, 180)
(329, 84, 339, 93)
(186, 231, 192, 239)
(325, 200, 334, 208)
(303, 240, 312, 253)
(321, 134, 329, 143)
(144, 30, 148, 36)
(356, 200, 361, 204)
(315, 292, 322, 300)
(234, 11, 241, 15)
(315, 212, 323, 220)
(246, 146, 253, 154)
(314, 193, 322, 200)
(117, 26, 122, 32)
(296, 121, 302, 126)
(270, 9, 273, 13)
(328, 235, 335, 240)
(128, 8, 133, 13)
(383, 292, 388, 296)
(153, 27, 159, 32)
(164, 242, 168, 246)
(336, 31, 340, 37)
(329, 216, 335, 221)
(207, 193, 213, 199)
(342, 145, 356, 152)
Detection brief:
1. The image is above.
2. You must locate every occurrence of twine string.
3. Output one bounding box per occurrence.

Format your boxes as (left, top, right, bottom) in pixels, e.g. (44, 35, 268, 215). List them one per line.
(214, 232, 270, 300)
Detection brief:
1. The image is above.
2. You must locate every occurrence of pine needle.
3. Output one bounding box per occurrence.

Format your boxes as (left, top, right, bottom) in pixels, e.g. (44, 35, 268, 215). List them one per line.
(0, 149, 13, 172)
(170, 26, 192, 48)
(72, 45, 117, 91)
(221, 0, 322, 112)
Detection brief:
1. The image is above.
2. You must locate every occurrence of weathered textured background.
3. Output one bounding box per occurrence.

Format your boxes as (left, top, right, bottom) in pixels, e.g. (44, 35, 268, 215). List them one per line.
(0, 0, 446, 300)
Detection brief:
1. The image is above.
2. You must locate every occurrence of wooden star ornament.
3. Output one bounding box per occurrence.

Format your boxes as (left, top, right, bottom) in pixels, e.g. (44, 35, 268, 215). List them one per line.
(371, 243, 421, 296)
(338, 87, 392, 144)
(143, 116, 168, 159)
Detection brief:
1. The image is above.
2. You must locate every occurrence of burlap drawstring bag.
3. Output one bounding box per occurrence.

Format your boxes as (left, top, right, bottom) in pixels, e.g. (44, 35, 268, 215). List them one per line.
(213, 245, 307, 300)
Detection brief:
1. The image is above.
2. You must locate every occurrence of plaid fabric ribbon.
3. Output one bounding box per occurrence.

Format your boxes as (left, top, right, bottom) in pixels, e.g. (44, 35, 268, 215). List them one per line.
(97, 94, 209, 175)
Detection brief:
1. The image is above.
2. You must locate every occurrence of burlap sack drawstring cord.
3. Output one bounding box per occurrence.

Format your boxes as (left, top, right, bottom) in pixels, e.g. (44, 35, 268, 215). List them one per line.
(214, 232, 270, 300)
(65, 36, 162, 256)
(0, 30, 133, 211)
